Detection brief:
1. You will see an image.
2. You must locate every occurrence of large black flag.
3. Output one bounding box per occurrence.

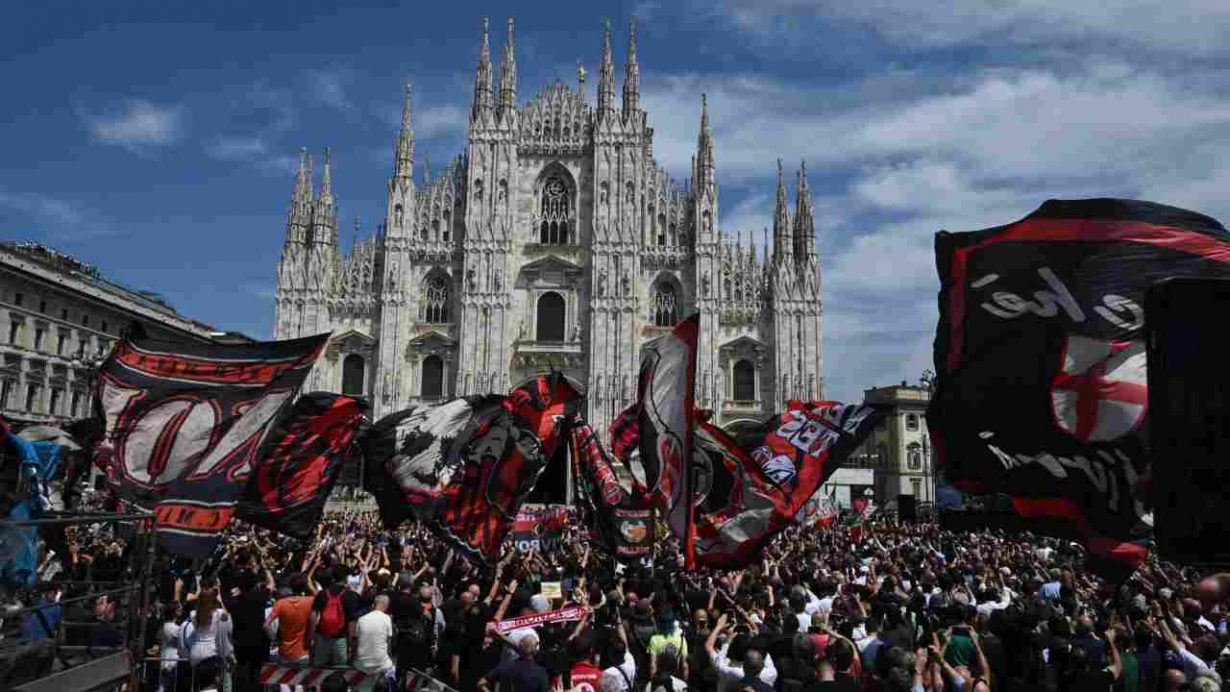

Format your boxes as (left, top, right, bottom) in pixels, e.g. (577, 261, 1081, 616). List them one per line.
(929, 198, 1230, 572)
(238, 393, 367, 540)
(95, 329, 325, 556)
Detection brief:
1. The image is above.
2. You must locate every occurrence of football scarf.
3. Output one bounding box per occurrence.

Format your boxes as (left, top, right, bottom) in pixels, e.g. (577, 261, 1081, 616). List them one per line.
(94, 329, 324, 556)
(238, 393, 367, 540)
(929, 198, 1230, 573)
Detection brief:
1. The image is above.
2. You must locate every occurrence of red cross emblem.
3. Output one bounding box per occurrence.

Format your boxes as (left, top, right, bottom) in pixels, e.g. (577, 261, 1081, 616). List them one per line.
(1050, 335, 1148, 442)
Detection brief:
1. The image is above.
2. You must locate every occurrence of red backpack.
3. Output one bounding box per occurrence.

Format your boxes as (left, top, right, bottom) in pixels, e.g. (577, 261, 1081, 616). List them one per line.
(318, 589, 346, 639)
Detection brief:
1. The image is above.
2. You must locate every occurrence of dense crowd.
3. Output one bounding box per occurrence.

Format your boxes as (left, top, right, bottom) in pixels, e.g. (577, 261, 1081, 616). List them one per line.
(55, 506, 1218, 692)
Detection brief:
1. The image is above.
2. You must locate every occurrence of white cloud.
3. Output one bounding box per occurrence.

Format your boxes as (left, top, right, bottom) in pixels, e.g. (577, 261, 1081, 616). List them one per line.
(308, 68, 355, 113)
(417, 104, 469, 141)
(87, 100, 182, 151)
(204, 136, 269, 161)
(0, 190, 118, 241)
(639, 61, 1230, 400)
(718, 0, 1230, 56)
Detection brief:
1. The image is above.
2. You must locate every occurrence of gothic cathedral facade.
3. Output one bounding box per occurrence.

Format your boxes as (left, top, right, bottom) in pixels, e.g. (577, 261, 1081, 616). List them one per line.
(273, 19, 823, 433)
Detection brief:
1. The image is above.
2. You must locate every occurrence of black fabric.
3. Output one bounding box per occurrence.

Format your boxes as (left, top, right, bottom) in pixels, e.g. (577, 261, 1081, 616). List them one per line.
(238, 393, 367, 540)
(95, 327, 325, 556)
(928, 198, 1230, 573)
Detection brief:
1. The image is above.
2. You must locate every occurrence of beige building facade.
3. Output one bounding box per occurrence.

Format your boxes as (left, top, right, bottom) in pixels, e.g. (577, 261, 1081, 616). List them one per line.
(0, 242, 242, 424)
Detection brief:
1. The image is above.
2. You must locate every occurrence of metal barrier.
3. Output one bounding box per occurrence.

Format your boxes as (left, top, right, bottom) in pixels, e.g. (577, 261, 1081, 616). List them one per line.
(256, 662, 458, 692)
(0, 509, 157, 692)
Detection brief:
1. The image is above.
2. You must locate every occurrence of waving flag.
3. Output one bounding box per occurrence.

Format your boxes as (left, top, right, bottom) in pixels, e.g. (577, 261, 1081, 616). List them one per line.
(635, 314, 699, 566)
(570, 421, 652, 559)
(238, 393, 367, 540)
(94, 328, 324, 556)
(929, 198, 1230, 573)
(691, 401, 885, 567)
(363, 374, 580, 558)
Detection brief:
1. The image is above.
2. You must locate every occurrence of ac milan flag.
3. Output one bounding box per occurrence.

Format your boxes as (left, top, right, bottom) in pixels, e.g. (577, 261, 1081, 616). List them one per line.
(635, 314, 699, 566)
(439, 373, 580, 557)
(95, 329, 325, 556)
(364, 374, 581, 558)
(929, 198, 1230, 572)
(360, 397, 496, 528)
(238, 393, 367, 540)
(691, 401, 885, 567)
(570, 421, 652, 559)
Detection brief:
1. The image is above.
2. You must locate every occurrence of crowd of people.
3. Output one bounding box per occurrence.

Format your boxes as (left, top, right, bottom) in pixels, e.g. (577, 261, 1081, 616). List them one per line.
(52, 505, 1218, 692)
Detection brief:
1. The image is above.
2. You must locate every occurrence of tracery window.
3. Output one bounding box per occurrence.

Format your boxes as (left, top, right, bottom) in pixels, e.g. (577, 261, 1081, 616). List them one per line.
(652, 283, 678, 327)
(421, 275, 449, 323)
(539, 175, 572, 244)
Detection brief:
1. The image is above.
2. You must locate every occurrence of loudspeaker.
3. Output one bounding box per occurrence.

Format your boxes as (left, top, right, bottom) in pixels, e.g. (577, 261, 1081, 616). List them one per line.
(1146, 278, 1230, 568)
(898, 494, 917, 522)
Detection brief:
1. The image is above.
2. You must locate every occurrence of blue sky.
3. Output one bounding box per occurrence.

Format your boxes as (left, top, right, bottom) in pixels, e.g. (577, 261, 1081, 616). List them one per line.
(4, 1, 1230, 402)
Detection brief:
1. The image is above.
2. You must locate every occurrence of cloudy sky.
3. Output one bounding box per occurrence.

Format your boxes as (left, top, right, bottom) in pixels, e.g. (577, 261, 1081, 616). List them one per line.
(3, 1, 1230, 402)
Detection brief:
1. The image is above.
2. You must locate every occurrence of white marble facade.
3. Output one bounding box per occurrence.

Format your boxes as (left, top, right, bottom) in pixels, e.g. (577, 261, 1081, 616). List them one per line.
(274, 18, 823, 432)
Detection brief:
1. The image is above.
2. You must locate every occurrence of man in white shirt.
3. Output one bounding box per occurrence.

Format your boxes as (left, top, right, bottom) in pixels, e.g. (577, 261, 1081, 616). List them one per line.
(705, 614, 777, 692)
(353, 595, 395, 684)
(600, 623, 638, 691)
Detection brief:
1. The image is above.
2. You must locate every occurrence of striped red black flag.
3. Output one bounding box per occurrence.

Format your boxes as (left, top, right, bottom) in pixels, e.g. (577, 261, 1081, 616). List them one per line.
(929, 198, 1230, 575)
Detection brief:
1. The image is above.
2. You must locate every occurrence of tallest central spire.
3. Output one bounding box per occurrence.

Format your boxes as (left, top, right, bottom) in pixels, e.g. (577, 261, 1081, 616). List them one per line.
(498, 17, 517, 119)
(472, 17, 493, 121)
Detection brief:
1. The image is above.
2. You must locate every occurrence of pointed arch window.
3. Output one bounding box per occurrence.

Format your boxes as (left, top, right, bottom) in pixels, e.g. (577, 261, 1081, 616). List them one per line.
(733, 359, 756, 402)
(421, 275, 449, 323)
(651, 283, 678, 327)
(342, 354, 365, 396)
(539, 175, 572, 244)
(421, 355, 444, 400)
(537, 291, 566, 342)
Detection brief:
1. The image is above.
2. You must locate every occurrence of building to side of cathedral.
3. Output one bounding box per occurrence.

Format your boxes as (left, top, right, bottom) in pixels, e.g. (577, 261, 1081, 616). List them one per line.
(274, 18, 823, 432)
(0, 242, 248, 424)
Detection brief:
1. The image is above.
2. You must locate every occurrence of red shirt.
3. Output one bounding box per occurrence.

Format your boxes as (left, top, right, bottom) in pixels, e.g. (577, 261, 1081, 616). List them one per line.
(569, 661, 603, 692)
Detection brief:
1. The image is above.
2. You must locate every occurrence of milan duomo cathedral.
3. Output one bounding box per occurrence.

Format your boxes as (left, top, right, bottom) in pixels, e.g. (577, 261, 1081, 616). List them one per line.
(273, 18, 823, 433)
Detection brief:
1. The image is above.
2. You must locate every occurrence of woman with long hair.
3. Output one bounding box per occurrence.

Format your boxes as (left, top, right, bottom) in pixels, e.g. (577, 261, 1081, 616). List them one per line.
(180, 587, 233, 690)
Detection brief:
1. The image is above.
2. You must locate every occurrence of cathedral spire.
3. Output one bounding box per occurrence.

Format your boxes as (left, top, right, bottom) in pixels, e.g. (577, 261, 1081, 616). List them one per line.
(622, 18, 640, 119)
(773, 158, 791, 263)
(286, 147, 314, 243)
(312, 147, 337, 245)
(394, 83, 414, 180)
(696, 93, 715, 191)
(498, 17, 517, 119)
(472, 17, 493, 122)
(598, 19, 616, 118)
(793, 160, 815, 260)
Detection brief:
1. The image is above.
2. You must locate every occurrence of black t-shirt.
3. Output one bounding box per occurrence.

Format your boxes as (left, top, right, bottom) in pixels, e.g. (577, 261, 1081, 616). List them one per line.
(485, 657, 549, 692)
(1065, 668, 1115, 692)
(231, 587, 270, 650)
(807, 675, 859, 691)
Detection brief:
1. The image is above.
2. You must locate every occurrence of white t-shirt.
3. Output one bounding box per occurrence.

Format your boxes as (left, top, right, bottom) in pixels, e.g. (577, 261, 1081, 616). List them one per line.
(353, 610, 394, 674)
(601, 651, 637, 692)
(160, 622, 181, 670)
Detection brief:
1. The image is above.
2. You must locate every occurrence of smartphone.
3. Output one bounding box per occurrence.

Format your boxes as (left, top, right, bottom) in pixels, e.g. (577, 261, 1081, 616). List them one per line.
(952, 626, 970, 637)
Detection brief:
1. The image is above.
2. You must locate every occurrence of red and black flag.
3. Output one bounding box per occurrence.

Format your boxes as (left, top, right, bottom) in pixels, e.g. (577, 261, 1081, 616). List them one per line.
(237, 393, 367, 540)
(634, 314, 700, 566)
(438, 373, 581, 557)
(569, 421, 652, 559)
(359, 397, 496, 528)
(691, 401, 885, 567)
(94, 328, 325, 556)
(362, 375, 581, 558)
(929, 198, 1230, 574)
